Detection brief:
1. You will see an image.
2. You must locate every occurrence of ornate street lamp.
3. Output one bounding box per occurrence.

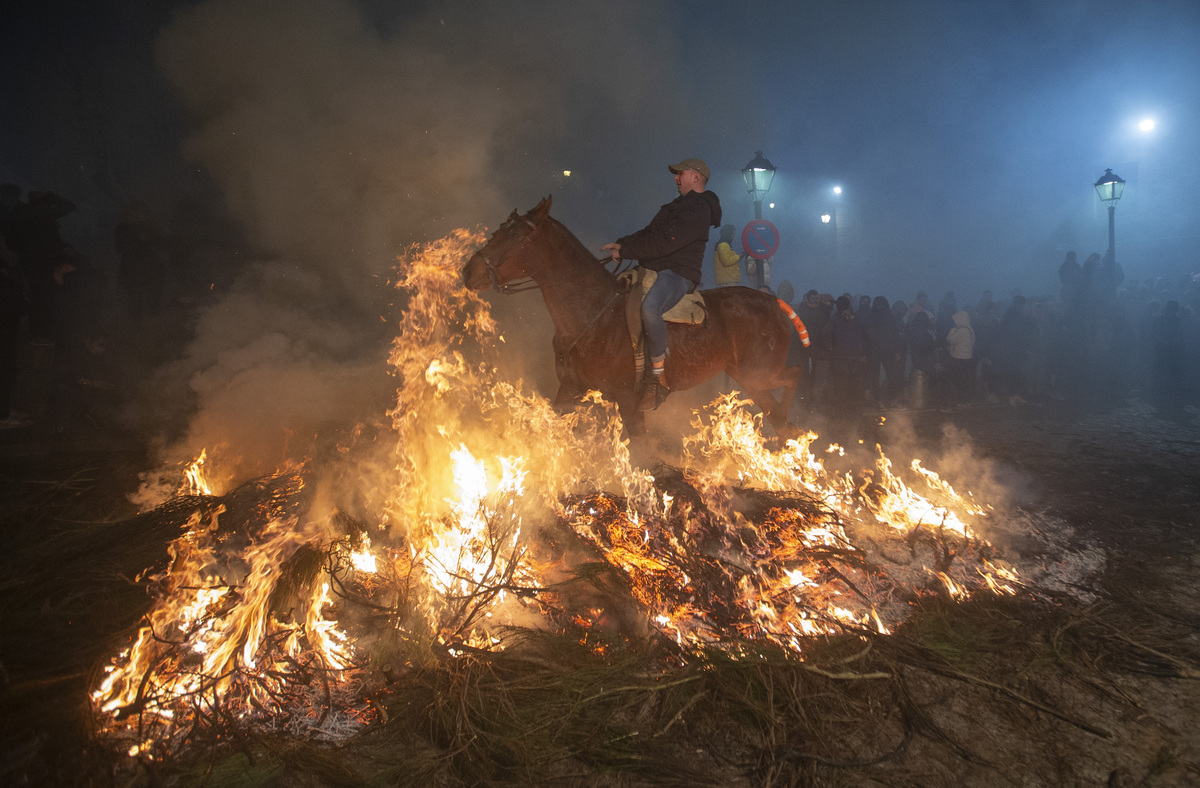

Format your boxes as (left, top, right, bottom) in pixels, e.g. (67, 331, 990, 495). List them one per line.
(742, 151, 776, 289)
(742, 151, 776, 219)
(1094, 168, 1125, 260)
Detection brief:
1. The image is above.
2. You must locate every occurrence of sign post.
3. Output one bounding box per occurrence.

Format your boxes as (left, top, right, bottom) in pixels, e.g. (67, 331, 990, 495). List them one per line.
(741, 220, 780, 290)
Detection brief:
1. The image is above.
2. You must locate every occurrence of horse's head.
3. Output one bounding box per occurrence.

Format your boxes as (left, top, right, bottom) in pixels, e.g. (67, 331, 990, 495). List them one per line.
(463, 196, 553, 292)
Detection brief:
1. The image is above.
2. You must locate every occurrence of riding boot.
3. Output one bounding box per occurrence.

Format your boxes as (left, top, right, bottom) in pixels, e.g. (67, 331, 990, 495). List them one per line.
(639, 373, 669, 411)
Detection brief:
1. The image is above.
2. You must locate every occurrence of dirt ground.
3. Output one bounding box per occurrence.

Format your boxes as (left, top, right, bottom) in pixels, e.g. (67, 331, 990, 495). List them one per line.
(1, 393, 1199, 786)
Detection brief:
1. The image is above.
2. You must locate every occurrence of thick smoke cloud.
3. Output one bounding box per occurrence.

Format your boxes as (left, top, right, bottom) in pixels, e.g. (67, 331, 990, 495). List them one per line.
(127, 0, 1200, 489)
(140, 0, 694, 484)
(155, 0, 687, 269)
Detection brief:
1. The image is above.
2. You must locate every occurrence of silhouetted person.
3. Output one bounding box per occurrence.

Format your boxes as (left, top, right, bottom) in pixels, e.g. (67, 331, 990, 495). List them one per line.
(1096, 250, 1124, 305)
(975, 289, 995, 317)
(795, 289, 829, 406)
(50, 245, 110, 431)
(906, 291, 932, 324)
(935, 291, 957, 340)
(776, 279, 795, 306)
(115, 200, 167, 319)
(1149, 300, 1184, 410)
(906, 310, 938, 405)
(856, 294, 872, 321)
(999, 295, 1036, 403)
(0, 183, 21, 246)
(865, 295, 904, 406)
(823, 295, 866, 418)
(1058, 251, 1082, 306)
(0, 237, 27, 427)
(1079, 253, 1102, 311)
(7, 190, 75, 343)
(975, 302, 1002, 401)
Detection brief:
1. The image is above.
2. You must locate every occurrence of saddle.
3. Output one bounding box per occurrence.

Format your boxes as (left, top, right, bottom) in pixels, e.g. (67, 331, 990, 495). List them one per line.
(619, 267, 707, 382)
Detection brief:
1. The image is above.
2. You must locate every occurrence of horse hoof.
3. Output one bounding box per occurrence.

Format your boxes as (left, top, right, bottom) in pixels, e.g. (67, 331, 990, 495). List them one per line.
(775, 422, 802, 441)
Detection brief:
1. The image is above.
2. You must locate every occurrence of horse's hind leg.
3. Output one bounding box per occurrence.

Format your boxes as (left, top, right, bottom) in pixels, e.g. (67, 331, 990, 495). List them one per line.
(775, 364, 804, 427)
(738, 364, 803, 435)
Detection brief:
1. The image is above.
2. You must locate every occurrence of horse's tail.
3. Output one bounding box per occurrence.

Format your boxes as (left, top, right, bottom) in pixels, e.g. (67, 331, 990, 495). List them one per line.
(777, 299, 810, 347)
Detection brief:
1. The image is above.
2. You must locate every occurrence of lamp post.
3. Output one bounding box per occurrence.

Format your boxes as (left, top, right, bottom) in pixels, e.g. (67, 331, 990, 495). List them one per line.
(742, 150, 776, 289)
(1093, 168, 1125, 261)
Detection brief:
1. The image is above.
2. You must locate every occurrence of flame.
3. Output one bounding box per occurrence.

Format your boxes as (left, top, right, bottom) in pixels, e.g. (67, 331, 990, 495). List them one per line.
(179, 449, 214, 496)
(94, 227, 1027, 757)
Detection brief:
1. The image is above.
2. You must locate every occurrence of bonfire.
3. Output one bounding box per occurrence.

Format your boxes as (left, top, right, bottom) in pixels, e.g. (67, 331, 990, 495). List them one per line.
(91, 228, 1081, 764)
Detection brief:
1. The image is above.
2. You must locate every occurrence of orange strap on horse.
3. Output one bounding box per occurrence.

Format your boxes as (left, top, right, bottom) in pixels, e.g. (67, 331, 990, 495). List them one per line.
(777, 299, 810, 347)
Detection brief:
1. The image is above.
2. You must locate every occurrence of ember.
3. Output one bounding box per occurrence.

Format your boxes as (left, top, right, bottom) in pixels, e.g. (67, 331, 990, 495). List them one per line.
(92, 229, 1077, 759)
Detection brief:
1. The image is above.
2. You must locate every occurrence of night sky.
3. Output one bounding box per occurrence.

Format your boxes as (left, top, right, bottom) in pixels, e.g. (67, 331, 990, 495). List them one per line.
(3, 0, 1199, 465)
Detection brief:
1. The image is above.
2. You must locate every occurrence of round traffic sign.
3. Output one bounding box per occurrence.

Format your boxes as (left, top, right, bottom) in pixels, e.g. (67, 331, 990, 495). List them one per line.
(741, 220, 780, 260)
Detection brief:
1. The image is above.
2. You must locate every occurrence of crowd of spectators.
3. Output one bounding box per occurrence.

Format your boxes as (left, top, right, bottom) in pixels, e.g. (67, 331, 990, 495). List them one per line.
(2, 175, 1197, 436)
(773, 250, 1200, 422)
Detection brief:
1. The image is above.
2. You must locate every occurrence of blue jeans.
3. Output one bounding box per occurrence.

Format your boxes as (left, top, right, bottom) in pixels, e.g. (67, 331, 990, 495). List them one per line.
(641, 268, 692, 362)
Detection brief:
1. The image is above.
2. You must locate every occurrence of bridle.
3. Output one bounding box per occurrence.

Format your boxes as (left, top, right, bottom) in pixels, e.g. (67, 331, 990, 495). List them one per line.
(481, 215, 541, 294)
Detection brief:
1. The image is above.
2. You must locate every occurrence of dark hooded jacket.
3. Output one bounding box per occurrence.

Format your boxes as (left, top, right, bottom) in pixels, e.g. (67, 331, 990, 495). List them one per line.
(617, 190, 721, 285)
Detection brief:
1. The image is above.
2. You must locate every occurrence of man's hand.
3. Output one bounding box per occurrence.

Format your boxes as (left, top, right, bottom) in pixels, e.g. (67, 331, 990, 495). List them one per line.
(600, 242, 621, 262)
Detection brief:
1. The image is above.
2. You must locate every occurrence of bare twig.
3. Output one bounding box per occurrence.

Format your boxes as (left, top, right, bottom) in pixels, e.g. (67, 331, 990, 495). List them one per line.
(922, 664, 1112, 738)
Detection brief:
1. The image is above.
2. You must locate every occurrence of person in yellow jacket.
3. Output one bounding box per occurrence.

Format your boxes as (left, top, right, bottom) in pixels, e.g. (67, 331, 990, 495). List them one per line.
(712, 224, 742, 287)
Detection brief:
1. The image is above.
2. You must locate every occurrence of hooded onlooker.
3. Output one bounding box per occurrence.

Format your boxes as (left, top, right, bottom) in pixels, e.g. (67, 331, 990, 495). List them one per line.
(776, 279, 795, 306)
(1058, 251, 1082, 305)
(865, 295, 904, 406)
(712, 224, 742, 287)
(946, 310, 976, 404)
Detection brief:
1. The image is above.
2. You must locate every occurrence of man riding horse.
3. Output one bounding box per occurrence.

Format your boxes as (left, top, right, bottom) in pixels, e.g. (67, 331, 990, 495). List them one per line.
(601, 158, 721, 412)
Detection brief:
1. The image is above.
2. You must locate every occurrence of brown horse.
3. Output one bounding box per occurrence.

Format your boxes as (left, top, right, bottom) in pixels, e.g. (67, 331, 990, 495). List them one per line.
(462, 196, 803, 433)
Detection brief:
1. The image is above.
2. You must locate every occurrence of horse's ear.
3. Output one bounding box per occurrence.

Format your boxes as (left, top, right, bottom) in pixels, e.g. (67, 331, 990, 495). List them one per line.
(531, 195, 552, 222)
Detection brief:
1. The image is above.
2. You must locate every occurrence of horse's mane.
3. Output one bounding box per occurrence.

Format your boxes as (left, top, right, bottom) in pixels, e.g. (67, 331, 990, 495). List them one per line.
(544, 215, 619, 286)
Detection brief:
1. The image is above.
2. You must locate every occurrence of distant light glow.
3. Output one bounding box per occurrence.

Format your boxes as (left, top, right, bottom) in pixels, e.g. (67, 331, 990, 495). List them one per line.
(820, 214, 831, 224)
(563, 170, 572, 177)
(768, 202, 775, 209)
(833, 186, 842, 195)
(1138, 118, 1155, 132)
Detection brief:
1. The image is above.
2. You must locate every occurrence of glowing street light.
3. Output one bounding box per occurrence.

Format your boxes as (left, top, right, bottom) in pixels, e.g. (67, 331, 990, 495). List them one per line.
(742, 150, 776, 289)
(742, 150, 776, 217)
(1138, 118, 1156, 132)
(820, 214, 831, 223)
(1094, 168, 1125, 261)
(832, 186, 842, 195)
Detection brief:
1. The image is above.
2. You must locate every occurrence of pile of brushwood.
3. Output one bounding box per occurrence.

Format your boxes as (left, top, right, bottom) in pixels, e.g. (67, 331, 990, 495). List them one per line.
(2, 451, 1199, 787)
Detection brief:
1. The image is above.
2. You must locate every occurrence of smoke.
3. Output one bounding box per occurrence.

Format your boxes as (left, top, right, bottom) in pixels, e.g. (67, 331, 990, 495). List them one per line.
(139, 0, 690, 486)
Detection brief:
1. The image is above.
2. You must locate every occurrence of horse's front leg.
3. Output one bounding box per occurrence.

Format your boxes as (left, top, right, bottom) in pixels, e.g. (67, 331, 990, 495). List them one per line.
(553, 383, 584, 411)
(552, 338, 588, 412)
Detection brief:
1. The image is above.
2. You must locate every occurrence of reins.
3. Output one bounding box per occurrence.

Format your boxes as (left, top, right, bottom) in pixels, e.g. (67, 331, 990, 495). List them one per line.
(558, 289, 622, 361)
